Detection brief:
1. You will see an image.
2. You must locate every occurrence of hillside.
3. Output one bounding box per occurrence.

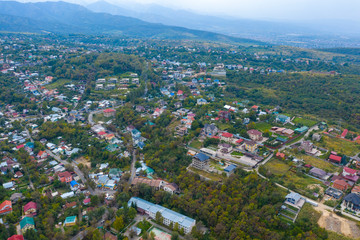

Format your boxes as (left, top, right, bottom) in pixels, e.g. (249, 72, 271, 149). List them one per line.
(0, 1, 263, 45)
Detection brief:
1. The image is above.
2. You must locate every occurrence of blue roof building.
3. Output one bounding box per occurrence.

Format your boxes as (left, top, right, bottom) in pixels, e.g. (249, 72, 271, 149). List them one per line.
(224, 164, 237, 175)
(295, 126, 309, 134)
(128, 197, 196, 234)
(70, 180, 78, 188)
(276, 114, 290, 124)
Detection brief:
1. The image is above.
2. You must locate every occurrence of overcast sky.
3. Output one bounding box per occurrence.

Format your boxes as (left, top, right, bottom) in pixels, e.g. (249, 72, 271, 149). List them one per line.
(19, 0, 360, 22)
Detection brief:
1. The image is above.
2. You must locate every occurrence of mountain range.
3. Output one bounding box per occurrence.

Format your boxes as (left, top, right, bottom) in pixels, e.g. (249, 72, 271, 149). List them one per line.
(0, 1, 263, 45)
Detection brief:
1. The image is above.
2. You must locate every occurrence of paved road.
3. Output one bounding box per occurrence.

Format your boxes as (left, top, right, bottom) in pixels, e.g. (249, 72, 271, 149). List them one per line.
(129, 149, 137, 184)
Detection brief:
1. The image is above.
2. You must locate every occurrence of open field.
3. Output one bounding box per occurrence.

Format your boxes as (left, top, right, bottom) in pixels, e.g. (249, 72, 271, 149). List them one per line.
(189, 167, 224, 181)
(189, 140, 202, 149)
(293, 117, 317, 127)
(46, 79, 71, 89)
(298, 154, 341, 173)
(318, 136, 360, 156)
(75, 156, 91, 168)
(255, 122, 272, 132)
(264, 158, 290, 175)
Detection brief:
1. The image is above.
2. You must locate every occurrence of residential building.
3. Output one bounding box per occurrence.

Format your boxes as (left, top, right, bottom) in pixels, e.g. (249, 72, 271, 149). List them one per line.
(295, 126, 309, 134)
(224, 164, 237, 176)
(197, 98, 208, 105)
(8, 235, 24, 240)
(0, 200, 12, 215)
(333, 179, 350, 191)
(343, 193, 360, 212)
(58, 171, 72, 183)
(341, 129, 348, 138)
(163, 183, 180, 194)
(312, 133, 322, 142)
(300, 141, 313, 153)
(103, 109, 116, 117)
(24, 201, 37, 216)
(128, 197, 196, 234)
(192, 153, 210, 170)
(202, 124, 218, 137)
(20, 217, 35, 233)
(244, 140, 258, 153)
(247, 129, 263, 141)
(285, 192, 302, 205)
(329, 154, 341, 164)
(342, 167, 359, 182)
(221, 132, 233, 142)
(276, 114, 290, 124)
(309, 168, 327, 180)
(36, 150, 48, 160)
(64, 216, 77, 227)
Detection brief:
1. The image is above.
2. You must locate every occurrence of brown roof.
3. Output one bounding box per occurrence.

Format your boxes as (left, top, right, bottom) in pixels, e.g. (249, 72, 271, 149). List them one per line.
(65, 202, 76, 209)
(132, 177, 163, 188)
(247, 129, 262, 135)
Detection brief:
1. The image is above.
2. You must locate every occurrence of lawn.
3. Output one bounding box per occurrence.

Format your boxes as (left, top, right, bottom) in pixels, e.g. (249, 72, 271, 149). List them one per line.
(298, 154, 341, 173)
(318, 136, 360, 156)
(255, 122, 272, 132)
(281, 171, 324, 196)
(264, 158, 290, 175)
(284, 204, 299, 212)
(92, 113, 113, 123)
(189, 167, 224, 181)
(231, 151, 244, 156)
(209, 160, 225, 171)
(293, 117, 317, 127)
(46, 79, 71, 89)
(189, 140, 202, 149)
(282, 209, 296, 218)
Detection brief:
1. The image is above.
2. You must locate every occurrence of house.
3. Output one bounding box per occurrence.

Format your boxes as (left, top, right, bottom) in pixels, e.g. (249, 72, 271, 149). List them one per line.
(64, 216, 77, 227)
(0, 200, 12, 215)
(8, 235, 24, 240)
(285, 192, 302, 205)
(224, 164, 237, 175)
(325, 187, 343, 199)
(14, 171, 23, 178)
(10, 193, 24, 203)
(295, 126, 309, 134)
(247, 129, 262, 141)
(108, 168, 122, 179)
(221, 132, 233, 142)
(3, 181, 14, 189)
(20, 217, 35, 233)
(83, 198, 91, 205)
(218, 111, 231, 121)
(192, 153, 210, 170)
(103, 109, 116, 117)
(128, 197, 196, 234)
(244, 140, 258, 153)
(341, 129, 348, 138)
(70, 180, 79, 190)
(333, 179, 350, 191)
(342, 167, 359, 182)
(58, 171, 73, 183)
(152, 108, 164, 118)
(135, 105, 145, 112)
(219, 143, 232, 154)
(312, 133, 322, 142)
(329, 154, 342, 164)
(343, 193, 360, 212)
(202, 124, 218, 137)
(309, 167, 327, 180)
(282, 129, 294, 137)
(36, 150, 48, 160)
(197, 98, 208, 105)
(163, 183, 180, 194)
(65, 202, 77, 209)
(174, 102, 182, 108)
(300, 141, 313, 153)
(24, 201, 37, 216)
(177, 90, 183, 96)
(276, 152, 285, 159)
(276, 114, 290, 124)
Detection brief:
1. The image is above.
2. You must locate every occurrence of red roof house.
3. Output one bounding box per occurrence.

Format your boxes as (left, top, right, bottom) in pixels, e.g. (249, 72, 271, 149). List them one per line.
(0, 200, 12, 215)
(8, 235, 24, 240)
(329, 154, 341, 163)
(276, 152, 286, 159)
(177, 90, 183, 96)
(58, 171, 73, 183)
(333, 179, 350, 191)
(24, 201, 37, 216)
(83, 198, 91, 205)
(103, 109, 116, 117)
(341, 129, 348, 138)
(37, 150, 48, 159)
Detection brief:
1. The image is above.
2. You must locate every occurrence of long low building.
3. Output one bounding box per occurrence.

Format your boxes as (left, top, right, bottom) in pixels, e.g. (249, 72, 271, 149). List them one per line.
(128, 197, 195, 234)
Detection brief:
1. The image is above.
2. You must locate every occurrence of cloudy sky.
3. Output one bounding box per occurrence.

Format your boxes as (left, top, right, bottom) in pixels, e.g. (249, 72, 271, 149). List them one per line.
(18, 0, 360, 22)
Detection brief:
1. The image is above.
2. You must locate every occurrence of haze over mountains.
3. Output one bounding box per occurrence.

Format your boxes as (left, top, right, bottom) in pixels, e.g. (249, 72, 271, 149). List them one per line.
(0, 0, 359, 48)
(86, 0, 360, 48)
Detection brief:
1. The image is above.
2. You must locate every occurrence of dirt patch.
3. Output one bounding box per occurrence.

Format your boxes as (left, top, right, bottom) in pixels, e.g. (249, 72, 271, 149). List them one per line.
(308, 184, 324, 195)
(316, 207, 360, 238)
(75, 156, 91, 168)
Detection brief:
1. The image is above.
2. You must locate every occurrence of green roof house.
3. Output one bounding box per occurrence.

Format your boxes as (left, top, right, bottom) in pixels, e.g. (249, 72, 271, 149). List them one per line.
(64, 216, 77, 227)
(20, 216, 35, 233)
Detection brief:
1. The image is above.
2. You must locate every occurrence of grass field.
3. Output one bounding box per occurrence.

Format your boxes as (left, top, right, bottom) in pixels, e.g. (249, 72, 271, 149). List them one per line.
(282, 171, 323, 193)
(46, 79, 71, 89)
(189, 140, 202, 149)
(231, 151, 244, 156)
(318, 136, 360, 156)
(255, 122, 272, 132)
(92, 113, 114, 123)
(293, 117, 317, 127)
(298, 154, 341, 173)
(189, 167, 224, 181)
(264, 158, 290, 175)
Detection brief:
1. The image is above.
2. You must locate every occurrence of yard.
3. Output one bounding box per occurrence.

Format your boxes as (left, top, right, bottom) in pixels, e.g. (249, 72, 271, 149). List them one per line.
(298, 154, 341, 173)
(92, 113, 114, 123)
(293, 117, 317, 127)
(231, 151, 244, 157)
(318, 135, 360, 156)
(189, 167, 224, 181)
(255, 122, 272, 132)
(263, 158, 290, 175)
(189, 140, 203, 149)
(46, 79, 71, 89)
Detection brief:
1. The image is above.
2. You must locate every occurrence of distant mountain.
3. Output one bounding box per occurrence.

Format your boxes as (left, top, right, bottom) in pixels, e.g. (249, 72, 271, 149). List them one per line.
(87, 0, 360, 48)
(0, 1, 263, 45)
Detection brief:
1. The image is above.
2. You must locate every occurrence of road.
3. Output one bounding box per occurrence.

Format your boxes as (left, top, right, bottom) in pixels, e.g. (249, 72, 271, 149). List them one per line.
(129, 149, 137, 184)
(46, 149, 94, 194)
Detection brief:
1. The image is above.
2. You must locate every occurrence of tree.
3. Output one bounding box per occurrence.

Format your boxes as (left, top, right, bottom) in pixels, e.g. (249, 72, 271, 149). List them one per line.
(155, 211, 163, 224)
(113, 216, 124, 231)
(171, 231, 180, 240)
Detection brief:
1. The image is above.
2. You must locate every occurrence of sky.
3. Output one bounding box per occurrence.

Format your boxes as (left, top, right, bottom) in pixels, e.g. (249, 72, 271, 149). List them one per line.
(17, 0, 360, 22)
